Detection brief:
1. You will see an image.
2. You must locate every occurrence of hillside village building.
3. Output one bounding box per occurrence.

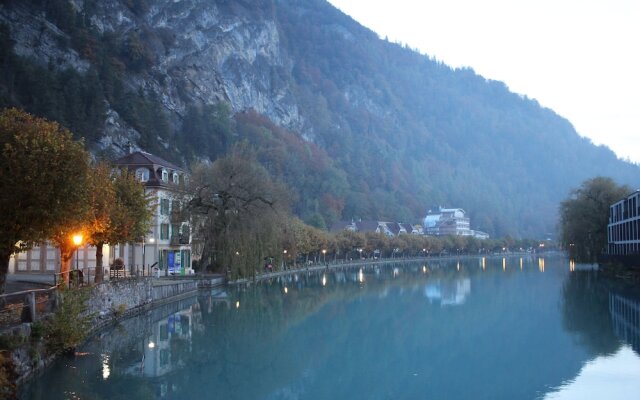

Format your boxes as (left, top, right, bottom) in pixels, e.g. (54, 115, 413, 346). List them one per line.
(9, 150, 192, 276)
(330, 220, 423, 236)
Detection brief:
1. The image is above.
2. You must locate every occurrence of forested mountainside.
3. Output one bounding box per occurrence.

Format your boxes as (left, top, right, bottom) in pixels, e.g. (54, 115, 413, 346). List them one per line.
(1, 0, 638, 238)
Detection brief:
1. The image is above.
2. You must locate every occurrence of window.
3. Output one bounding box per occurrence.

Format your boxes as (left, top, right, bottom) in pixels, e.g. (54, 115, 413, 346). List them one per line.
(171, 224, 180, 241)
(160, 198, 169, 215)
(161, 169, 168, 182)
(172, 200, 181, 214)
(172, 172, 179, 184)
(160, 224, 169, 240)
(135, 168, 149, 182)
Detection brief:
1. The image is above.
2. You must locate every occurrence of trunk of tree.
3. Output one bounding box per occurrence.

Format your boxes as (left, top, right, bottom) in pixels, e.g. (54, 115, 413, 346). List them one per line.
(95, 242, 104, 283)
(0, 248, 12, 296)
(60, 245, 73, 285)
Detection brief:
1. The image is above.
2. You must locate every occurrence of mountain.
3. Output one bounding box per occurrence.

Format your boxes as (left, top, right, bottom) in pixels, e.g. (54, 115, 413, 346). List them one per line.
(1, 0, 638, 238)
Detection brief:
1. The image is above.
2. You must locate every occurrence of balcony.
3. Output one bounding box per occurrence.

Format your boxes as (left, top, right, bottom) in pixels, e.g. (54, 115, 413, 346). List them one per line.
(170, 234, 190, 246)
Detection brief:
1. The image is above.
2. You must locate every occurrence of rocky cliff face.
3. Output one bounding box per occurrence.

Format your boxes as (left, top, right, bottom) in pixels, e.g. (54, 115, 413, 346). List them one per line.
(0, 0, 302, 154)
(3, 0, 640, 237)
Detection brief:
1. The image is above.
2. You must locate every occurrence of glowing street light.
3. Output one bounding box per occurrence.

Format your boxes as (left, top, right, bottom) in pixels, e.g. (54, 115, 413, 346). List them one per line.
(322, 249, 327, 263)
(72, 233, 83, 271)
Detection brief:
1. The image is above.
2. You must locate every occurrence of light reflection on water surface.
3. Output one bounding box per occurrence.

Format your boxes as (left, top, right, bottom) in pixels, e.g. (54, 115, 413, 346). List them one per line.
(20, 255, 640, 399)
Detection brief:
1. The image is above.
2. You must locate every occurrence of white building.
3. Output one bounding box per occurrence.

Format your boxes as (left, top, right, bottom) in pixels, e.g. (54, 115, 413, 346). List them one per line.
(423, 207, 471, 236)
(9, 150, 192, 276)
(607, 190, 640, 256)
(423, 207, 488, 239)
(111, 151, 192, 275)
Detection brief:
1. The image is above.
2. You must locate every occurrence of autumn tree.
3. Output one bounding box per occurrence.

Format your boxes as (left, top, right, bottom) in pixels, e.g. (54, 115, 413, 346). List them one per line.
(87, 164, 152, 282)
(335, 230, 365, 261)
(559, 177, 630, 263)
(188, 147, 290, 278)
(0, 108, 90, 291)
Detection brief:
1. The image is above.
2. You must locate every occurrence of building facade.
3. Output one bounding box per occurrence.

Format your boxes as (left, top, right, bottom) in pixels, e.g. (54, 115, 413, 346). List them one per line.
(423, 208, 471, 236)
(112, 151, 192, 275)
(607, 190, 640, 256)
(423, 207, 488, 239)
(9, 150, 192, 276)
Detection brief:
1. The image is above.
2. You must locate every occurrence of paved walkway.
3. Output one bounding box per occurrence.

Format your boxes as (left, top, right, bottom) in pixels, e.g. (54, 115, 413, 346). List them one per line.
(5, 273, 55, 294)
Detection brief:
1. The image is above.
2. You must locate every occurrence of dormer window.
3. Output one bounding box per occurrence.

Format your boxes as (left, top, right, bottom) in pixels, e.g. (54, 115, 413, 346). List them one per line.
(172, 172, 179, 184)
(135, 168, 149, 182)
(162, 169, 168, 183)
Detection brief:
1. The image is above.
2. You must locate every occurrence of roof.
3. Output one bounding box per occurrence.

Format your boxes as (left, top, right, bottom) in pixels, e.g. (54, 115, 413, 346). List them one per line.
(355, 221, 380, 233)
(113, 151, 184, 172)
(329, 221, 355, 233)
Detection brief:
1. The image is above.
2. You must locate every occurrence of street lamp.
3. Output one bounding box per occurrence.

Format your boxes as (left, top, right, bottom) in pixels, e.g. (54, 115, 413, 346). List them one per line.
(322, 249, 327, 264)
(72, 233, 83, 271)
(142, 236, 155, 276)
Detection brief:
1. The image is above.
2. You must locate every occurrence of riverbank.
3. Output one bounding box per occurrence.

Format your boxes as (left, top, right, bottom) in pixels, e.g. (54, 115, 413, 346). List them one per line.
(229, 251, 552, 284)
(3, 275, 225, 392)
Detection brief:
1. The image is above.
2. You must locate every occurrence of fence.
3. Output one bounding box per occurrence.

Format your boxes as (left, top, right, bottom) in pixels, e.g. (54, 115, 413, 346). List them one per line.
(0, 287, 58, 328)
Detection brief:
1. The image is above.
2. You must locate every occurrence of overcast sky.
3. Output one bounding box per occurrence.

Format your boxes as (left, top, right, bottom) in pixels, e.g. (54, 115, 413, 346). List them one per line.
(328, 0, 640, 163)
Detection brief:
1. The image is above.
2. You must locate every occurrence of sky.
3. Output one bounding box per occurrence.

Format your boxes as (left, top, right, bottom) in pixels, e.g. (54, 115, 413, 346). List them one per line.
(327, 0, 640, 163)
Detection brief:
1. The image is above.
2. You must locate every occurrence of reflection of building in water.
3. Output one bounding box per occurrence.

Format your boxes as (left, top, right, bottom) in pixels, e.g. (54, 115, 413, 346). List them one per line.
(135, 305, 200, 379)
(424, 278, 471, 305)
(609, 293, 640, 354)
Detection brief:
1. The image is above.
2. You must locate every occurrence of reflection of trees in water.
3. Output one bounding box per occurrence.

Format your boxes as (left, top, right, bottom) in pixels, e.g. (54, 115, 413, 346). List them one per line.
(27, 258, 637, 400)
(562, 271, 620, 356)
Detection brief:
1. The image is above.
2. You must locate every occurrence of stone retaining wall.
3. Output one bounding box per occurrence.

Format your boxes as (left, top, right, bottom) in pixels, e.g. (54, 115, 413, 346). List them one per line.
(9, 277, 206, 386)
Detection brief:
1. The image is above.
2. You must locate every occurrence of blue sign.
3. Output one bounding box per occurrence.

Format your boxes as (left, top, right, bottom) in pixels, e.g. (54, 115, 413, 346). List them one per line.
(168, 252, 175, 274)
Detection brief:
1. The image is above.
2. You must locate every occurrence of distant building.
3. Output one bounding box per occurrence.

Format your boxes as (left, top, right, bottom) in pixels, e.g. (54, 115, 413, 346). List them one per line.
(423, 207, 470, 236)
(423, 207, 488, 239)
(607, 190, 640, 256)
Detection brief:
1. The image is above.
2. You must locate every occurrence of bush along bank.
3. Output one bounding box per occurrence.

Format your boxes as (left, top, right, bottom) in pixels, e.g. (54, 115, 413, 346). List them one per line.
(0, 277, 199, 392)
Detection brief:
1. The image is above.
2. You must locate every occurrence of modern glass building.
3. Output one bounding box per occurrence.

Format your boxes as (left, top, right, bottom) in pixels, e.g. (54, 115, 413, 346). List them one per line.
(607, 190, 640, 255)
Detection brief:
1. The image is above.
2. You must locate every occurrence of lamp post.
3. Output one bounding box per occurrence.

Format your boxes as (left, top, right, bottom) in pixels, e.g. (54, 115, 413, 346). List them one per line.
(142, 236, 155, 276)
(71, 233, 83, 285)
(322, 249, 327, 264)
(72, 233, 83, 270)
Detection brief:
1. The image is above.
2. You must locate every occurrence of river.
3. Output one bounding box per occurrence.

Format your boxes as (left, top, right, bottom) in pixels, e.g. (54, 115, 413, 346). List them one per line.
(19, 254, 640, 399)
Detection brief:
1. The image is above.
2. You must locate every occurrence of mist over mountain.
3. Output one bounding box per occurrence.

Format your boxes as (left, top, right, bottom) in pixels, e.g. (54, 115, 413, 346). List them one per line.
(1, 0, 638, 238)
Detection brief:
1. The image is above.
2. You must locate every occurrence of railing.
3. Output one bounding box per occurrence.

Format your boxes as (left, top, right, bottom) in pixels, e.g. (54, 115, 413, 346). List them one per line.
(0, 287, 58, 328)
(52, 267, 98, 287)
(170, 235, 190, 246)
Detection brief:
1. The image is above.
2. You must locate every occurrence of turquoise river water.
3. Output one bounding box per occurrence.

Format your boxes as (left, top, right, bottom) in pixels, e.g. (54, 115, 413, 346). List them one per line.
(19, 255, 640, 399)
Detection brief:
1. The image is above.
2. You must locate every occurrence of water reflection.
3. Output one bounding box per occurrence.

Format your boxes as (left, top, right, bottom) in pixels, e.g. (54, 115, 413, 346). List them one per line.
(19, 256, 640, 400)
(424, 278, 471, 306)
(610, 293, 640, 355)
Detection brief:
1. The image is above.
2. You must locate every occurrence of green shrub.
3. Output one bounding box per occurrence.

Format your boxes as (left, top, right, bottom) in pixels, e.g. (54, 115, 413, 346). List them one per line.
(44, 288, 94, 354)
(30, 321, 45, 342)
(112, 303, 126, 317)
(0, 351, 16, 399)
(0, 334, 25, 351)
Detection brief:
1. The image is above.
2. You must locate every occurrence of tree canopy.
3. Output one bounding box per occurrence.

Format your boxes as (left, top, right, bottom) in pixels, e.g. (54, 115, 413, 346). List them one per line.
(559, 177, 630, 263)
(0, 108, 90, 291)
